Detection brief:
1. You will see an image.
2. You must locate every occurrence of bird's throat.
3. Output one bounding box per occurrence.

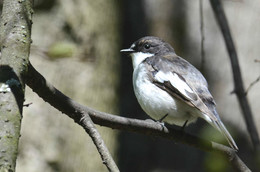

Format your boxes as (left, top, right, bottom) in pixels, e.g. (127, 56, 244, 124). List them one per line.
(131, 52, 153, 69)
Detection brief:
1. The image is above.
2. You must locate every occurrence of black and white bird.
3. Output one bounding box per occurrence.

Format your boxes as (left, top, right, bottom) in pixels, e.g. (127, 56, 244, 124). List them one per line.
(121, 36, 238, 150)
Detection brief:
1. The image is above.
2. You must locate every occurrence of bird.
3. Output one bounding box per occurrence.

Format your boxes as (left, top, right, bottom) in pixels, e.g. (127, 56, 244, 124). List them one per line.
(120, 36, 238, 150)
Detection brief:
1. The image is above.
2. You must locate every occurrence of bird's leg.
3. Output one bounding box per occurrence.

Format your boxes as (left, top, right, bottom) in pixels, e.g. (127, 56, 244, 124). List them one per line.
(145, 114, 168, 130)
(181, 120, 188, 131)
(159, 114, 168, 122)
(152, 114, 169, 130)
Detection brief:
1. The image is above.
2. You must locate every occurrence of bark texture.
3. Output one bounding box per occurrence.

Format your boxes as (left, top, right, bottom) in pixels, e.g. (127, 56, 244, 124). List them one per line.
(0, 0, 33, 171)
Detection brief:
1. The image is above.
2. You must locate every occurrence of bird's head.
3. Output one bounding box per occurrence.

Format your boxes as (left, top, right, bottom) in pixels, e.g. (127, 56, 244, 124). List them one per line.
(121, 36, 175, 69)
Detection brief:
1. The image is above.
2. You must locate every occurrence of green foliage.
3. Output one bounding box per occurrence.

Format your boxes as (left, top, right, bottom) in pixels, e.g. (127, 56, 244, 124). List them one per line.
(47, 42, 76, 59)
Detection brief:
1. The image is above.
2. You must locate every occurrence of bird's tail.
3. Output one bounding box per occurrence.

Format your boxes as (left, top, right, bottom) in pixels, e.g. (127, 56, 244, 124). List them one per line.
(211, 118, 238, 151)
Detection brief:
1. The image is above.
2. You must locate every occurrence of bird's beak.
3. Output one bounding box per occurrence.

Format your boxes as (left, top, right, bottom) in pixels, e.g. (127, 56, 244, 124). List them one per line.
(120, 48, 135, 54)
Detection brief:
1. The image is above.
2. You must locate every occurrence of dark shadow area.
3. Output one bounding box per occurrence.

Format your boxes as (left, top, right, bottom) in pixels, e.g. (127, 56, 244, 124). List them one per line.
(33, 0, 56, 11)
(0, 65, 24, 114)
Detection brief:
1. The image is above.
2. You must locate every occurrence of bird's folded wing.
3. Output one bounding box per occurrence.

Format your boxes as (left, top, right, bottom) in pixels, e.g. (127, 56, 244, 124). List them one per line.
(154, 71, 197, 101)
(152, 70, 217, 121)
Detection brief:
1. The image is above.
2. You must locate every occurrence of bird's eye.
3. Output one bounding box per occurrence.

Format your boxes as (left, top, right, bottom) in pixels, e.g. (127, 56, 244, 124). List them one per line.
(144, 43, 151, 49)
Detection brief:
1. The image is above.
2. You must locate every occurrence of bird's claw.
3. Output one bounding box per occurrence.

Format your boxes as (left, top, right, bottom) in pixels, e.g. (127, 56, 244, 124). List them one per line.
(145, 119, 165, 130)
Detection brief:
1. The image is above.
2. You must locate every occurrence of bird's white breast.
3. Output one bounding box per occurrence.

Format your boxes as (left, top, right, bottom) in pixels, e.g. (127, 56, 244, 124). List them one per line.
(132, 63, 197, 126)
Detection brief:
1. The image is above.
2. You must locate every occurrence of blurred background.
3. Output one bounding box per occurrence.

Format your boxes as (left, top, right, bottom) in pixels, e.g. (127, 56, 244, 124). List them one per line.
(0, 0, 259, 171)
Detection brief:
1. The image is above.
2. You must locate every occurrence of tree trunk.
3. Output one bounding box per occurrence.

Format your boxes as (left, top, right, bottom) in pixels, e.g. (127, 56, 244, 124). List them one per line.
(0, 0, 33, 171)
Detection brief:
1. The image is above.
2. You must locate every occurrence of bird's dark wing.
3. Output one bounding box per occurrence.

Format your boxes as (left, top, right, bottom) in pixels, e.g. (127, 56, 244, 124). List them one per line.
(144, 53, 238, 150)
(144, 53, 217, 121)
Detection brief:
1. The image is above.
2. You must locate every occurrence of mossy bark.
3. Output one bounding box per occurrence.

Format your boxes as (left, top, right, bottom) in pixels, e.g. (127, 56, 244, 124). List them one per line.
(0, 0, 33, 171)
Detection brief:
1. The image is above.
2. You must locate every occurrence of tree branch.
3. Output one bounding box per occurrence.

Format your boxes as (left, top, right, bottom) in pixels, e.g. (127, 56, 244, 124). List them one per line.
(209, 0, 260, 151)
(25, 64, 119, 172)
(25, 63, 251, 172)
(199, 0, 206, 73)
(0, 0, 33, 171)
(79, 114, 119, 172)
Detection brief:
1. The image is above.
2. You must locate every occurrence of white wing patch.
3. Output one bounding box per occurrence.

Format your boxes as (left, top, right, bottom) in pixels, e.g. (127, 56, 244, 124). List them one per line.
(154, 71, 195, 100)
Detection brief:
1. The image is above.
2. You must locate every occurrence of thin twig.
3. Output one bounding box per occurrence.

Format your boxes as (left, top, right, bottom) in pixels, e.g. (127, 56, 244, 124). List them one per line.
(25, 63, 251, 172)
(245, 75, 260, 95)
(79, 114, 119, 172)
(199, 0, 206, 73)
(209, 0, 260, 151)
